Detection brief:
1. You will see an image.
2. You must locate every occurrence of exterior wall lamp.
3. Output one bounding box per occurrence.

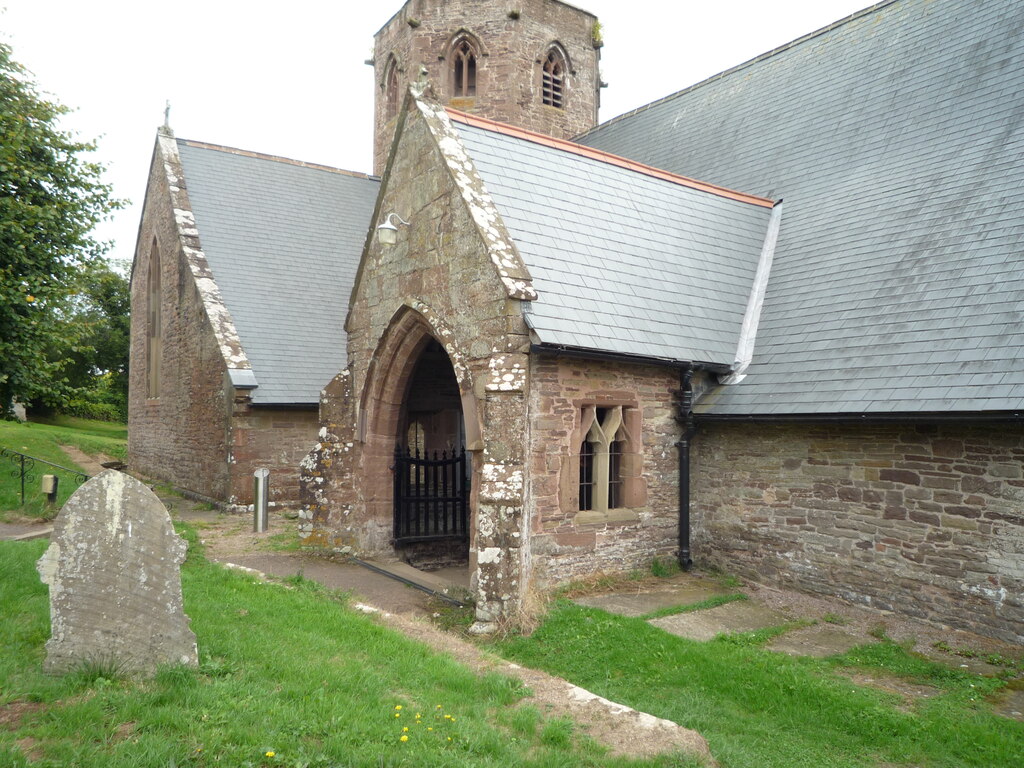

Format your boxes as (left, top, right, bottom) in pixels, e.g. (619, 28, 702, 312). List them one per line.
(376, 212, 410, 245)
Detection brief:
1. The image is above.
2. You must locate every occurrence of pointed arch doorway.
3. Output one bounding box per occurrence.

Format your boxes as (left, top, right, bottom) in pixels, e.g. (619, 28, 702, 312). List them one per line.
(392, 338, 470, 568)
(359, 305, 479, 574)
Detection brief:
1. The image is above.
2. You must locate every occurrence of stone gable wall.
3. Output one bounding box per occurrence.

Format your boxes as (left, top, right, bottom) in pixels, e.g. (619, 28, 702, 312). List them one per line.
(128, 145, 233, 503)
(128, 141, 319, 507)
(692, 422, 1024, 644)
(526, 354, 681, 588)
(310, 103, 533, 625)
(373, 0, 601, 173)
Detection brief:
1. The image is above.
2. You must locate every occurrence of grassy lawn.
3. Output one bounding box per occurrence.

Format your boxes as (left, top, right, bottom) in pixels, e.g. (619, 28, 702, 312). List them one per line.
(498, 602, 1024, 768)
(0, 417, 126, 519)
(0, 533, 699, 768)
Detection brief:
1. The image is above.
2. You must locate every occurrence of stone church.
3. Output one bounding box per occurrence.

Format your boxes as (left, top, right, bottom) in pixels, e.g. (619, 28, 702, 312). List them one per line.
(129, 0, 1023, 641)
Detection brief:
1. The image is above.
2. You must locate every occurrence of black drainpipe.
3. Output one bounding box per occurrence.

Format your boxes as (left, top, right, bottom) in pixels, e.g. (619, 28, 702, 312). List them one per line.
(674, 367, 697, 571)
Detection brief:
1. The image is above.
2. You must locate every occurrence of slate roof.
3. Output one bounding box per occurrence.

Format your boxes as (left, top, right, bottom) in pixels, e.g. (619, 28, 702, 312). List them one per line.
(578, 0, 1024, 415)
(176, 141, 379, 405)
(450, 116, 777, 366)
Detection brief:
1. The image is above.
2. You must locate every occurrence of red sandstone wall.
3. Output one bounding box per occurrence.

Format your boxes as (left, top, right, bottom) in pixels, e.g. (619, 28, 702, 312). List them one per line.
(373, 0, 601, 173)
(693, 422, 1024, 644)
(127, 143, 233, 502)
(228, 404, 318, 506)
(128, 140, 319, 507)
(526, 355, 680, 587)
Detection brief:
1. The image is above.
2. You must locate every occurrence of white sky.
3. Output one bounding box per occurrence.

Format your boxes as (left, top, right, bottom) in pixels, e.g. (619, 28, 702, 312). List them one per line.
(1, 0, 870, 267)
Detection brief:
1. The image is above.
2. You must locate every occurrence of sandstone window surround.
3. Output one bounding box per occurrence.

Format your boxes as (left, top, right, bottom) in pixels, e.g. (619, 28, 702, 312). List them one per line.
(573, 404, 644, 524)
(541, 46, 567, 108)
(450, 36, 478, 98)
(145, 240, 162, 399)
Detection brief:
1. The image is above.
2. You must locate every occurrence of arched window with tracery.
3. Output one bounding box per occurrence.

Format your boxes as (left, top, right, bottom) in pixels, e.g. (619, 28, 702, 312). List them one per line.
(542, 47, 567, 108)
(384, 57, 400, 121)
(451, 36, 478, 98)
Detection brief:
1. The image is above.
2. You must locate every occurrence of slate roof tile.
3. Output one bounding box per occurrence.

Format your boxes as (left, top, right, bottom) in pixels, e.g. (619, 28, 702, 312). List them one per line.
(583, 0, 1024, 414)
(452, 120, 775, 366)
(176, 141, 379, 405)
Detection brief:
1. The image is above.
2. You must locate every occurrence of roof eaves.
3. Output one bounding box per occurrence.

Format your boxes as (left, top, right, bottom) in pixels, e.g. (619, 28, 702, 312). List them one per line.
(577, 0, 902, 140)
(448, 108, 773, 208)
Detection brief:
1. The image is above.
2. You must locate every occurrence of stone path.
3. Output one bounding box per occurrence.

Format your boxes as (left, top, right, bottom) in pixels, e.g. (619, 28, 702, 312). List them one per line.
(57, 445, 115, 476)
(573, 572, 1023, 709)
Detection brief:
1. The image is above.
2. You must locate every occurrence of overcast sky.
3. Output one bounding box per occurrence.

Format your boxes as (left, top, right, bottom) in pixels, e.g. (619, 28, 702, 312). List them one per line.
(1, 0, 871, 267)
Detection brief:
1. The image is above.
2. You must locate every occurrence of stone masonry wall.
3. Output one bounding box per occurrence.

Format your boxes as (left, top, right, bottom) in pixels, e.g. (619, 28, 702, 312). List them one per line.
(128, 141, 233, 503)
(309, 98, 534, 626)
(373, 0, 601, 173)
(129, 137, 317, 507)
(527, 354, 681, 588)
(227, 404, 318, 507)
(692, 422, 1024, 644)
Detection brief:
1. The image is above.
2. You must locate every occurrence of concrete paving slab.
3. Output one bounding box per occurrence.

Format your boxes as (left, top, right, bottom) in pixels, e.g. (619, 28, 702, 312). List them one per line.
(576, 581, 728, 618)
(767, 625, 866, 658)
(650, 600, 792, 641)
(917, 646, 1011, 677)
(994, 689, 1024, 721)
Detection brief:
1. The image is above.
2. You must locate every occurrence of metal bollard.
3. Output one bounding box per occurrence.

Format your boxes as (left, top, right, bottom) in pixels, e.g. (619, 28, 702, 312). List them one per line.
(253, 468, 270, 533)
(40, 474, 59, 506)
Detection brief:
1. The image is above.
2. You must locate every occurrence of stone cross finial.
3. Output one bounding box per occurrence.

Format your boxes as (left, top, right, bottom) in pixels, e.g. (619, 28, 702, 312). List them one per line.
(158, 100, 174, 138)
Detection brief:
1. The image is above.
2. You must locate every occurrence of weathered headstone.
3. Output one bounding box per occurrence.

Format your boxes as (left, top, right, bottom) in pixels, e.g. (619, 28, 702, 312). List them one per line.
(36, 470, 198, 675)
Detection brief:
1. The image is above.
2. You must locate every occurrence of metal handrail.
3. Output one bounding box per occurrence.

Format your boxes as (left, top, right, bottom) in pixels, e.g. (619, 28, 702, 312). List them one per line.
(0, 446, 90, 506)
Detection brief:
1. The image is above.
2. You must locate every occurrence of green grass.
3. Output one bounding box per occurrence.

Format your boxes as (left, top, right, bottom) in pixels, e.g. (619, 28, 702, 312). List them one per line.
(27, 413, 128, 442)
(638, 593, 747, 621)
(0, 534, 701, 768)
(0, 417, 126, 519)
(497, 602, 1024, 768)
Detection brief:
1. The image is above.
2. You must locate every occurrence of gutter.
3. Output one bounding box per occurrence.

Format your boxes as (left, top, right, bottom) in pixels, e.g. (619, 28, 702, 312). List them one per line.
(695, 410, 1024, 424)
(528, 342, 731, 374)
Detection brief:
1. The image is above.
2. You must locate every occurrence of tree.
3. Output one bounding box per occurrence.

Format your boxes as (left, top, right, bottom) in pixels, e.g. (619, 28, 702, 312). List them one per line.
(0, 42, 123, 418)
(49, 259, 131, 420)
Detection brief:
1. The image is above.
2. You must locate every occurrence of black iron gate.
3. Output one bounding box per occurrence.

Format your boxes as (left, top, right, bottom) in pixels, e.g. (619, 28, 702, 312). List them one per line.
(392, 445, 470, 545)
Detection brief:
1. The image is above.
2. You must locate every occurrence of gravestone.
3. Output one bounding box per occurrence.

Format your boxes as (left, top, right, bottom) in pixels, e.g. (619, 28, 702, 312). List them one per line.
(36, 470, 198, 675)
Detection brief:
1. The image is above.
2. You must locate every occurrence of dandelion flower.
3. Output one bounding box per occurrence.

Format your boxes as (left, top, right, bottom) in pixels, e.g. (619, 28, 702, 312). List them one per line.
(265, 751, 275, 757)
(447, 737, 453, 742)
(395, 713, 401, 718)
(395, 705, 403, 710)
(403, 727, 409, 732)
(428, 727, 434, 732)
(400, 735, 409, 742)
(436, 704, 443, 709)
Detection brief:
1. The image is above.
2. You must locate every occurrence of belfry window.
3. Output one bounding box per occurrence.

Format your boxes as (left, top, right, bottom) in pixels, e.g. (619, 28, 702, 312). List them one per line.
(384, 58, 400, 120)
(452, 38, 478, 98)
(578, 406, 626, 512)
(542, 48, 566, 108)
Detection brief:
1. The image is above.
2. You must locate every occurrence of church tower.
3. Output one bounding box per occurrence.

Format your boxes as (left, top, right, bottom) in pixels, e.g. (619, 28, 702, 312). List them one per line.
(371, 0, 603, 174)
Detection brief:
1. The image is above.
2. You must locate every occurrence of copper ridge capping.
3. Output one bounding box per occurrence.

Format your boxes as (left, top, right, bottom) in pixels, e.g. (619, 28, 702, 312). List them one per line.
(446, 108, 775, 208)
